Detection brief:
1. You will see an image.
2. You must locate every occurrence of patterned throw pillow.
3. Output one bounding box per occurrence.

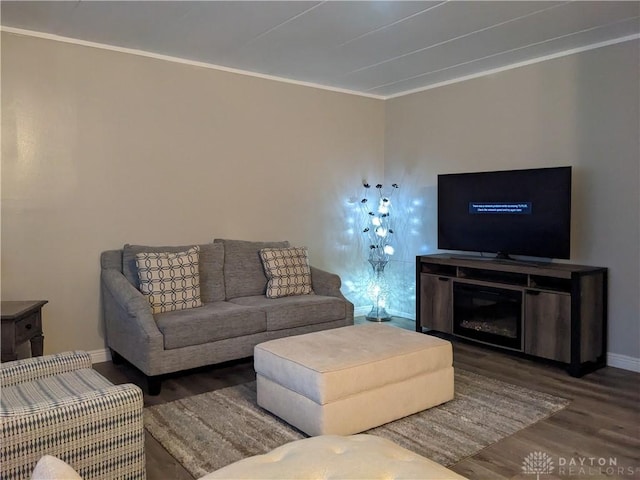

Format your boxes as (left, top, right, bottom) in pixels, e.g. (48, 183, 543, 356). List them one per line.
(260, 247, 314, 299)
(136, 246, 202, 314)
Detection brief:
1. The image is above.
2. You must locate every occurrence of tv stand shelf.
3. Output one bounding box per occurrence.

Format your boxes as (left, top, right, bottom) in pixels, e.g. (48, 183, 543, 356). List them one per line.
(416, 254, 607, 377)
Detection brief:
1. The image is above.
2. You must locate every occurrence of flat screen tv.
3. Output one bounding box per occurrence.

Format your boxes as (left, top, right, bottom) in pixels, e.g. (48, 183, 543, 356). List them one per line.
(437, 166, 572, 260)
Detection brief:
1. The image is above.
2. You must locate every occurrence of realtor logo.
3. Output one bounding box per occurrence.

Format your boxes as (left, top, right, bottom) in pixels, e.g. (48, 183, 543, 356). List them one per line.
(522, 451, 554, 480)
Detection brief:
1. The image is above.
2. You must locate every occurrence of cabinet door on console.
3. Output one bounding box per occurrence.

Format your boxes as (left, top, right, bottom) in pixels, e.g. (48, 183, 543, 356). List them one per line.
(420, 274, 453, 333)
(524, 291, 571, 362)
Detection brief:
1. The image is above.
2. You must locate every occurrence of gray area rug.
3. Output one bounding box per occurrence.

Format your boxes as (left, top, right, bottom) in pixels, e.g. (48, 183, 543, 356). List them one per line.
(144, 369, 569, 479)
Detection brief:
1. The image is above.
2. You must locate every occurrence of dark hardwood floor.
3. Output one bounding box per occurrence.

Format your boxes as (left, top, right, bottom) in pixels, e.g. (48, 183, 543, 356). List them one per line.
(95, 320, 640, 480)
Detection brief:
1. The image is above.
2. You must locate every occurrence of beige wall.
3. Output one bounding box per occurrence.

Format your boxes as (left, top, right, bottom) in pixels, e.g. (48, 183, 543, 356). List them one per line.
(3, 32, 638, 363)
(1, 32, 385, 354)
(385, 40, 640, 360)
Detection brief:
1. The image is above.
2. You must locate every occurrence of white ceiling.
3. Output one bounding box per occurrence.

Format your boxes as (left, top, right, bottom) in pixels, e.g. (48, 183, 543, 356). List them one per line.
(2, 1, 639, 98)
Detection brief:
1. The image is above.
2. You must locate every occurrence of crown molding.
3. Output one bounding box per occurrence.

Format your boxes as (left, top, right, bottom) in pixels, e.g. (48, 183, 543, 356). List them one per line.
(2, 27, 637, 101)
(384, 33, 640, 99)
(0, 26, 386, 100)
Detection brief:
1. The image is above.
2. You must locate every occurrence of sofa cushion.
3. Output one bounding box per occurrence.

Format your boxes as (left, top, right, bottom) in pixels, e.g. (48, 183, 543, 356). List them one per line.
(260, 247, 314, 299)
(229, 295, 346, 331)
(154, 302, 267, 350)
(214, 239, 289, 299)
(136, 247, 202, 314)
(123, 243, 225, 303)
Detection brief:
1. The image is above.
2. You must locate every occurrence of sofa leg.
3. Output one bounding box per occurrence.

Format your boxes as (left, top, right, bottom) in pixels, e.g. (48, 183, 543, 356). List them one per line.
(109, 349, 125, 365)
(147, 376, 162, 396)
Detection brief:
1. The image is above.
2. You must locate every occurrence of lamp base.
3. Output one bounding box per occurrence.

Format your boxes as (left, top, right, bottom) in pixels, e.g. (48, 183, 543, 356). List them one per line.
(366, 306, 392, 322)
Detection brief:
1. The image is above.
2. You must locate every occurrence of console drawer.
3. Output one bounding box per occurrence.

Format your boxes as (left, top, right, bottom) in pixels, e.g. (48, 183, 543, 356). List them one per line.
(15, 312, 42, 344)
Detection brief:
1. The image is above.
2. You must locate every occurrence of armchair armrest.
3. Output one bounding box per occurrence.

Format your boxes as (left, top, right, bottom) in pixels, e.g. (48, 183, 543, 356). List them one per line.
(0, 351, 92, 388)
(1, 383, 145, 480)
(1, 382, 140, 417)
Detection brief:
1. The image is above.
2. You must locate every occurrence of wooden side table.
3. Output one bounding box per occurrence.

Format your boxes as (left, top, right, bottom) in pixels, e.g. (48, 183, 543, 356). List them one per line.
(1, 300, 47, 362)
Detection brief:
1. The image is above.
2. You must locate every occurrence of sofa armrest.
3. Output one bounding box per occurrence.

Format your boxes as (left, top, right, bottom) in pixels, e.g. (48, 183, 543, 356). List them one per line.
(0, 351, 92, 388)
(310, 266, 342, 297)
(310, 267, 354, 322)
(101, 268, 164, 354)
(101, 269, 154, 319)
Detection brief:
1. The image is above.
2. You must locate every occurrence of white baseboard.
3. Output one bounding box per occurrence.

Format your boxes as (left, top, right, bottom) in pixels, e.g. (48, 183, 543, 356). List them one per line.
(87, 338, 640, 374)
(607, 352, 640, 373)
(88, 348, 111, 364)
(354, 306, 416, 320)
(388, 309, 416, 320)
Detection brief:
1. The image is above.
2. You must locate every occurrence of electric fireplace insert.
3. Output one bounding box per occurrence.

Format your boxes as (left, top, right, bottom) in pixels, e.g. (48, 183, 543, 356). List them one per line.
(453, 283, 522, 350)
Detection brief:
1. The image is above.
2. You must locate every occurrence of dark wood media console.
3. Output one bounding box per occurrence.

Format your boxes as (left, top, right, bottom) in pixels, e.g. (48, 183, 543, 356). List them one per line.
(416, 254, 607, 377)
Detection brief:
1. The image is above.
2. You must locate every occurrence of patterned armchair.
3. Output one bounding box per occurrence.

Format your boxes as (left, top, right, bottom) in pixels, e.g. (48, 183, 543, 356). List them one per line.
(0, 351, 146, 480)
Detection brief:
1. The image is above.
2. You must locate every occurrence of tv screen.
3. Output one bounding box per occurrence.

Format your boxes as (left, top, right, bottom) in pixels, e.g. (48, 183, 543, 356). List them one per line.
(437, 166, 572, 260)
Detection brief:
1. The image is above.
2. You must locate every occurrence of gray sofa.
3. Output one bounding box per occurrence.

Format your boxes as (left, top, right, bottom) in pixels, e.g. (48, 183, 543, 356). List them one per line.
(100, 239, 354, 394)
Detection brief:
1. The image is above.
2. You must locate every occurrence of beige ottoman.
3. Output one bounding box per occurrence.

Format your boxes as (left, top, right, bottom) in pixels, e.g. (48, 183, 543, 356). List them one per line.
(201, 434, 467, 479)
(254, 323, 454, 436)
